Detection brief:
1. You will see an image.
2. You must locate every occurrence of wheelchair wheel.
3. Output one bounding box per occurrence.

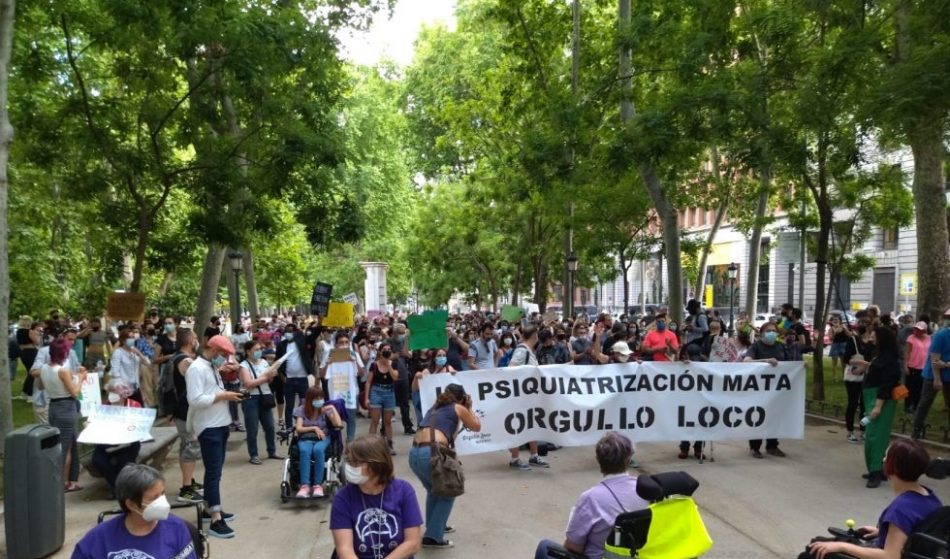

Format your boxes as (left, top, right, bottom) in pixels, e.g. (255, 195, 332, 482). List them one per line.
(280, 481, 291, 503)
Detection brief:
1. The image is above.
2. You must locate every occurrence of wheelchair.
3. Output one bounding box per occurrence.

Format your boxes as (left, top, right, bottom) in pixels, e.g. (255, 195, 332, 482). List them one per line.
(804, 458, 950, 559)
(98, 501, 209, 558)
(278, 400, 348, 503)
(549, 471, 713, 559)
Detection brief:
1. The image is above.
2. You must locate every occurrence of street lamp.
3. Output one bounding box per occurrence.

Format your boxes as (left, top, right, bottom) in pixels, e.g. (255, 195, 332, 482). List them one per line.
(229, 251, 244, 332)
(727, 262, 738, 336)
(566, 252, 579, 318)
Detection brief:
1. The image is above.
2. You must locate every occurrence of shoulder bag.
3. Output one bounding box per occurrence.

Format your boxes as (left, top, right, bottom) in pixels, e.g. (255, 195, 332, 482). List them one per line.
(248, 361, 276, 409)
(429, 426, 465, 497)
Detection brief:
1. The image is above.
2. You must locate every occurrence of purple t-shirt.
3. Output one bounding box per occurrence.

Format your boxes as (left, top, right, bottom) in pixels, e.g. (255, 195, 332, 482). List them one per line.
(293, 405, 330, 431)
(330, 479, 423, 559)
(566, 475, 650, 559)
(877, 487, 942, 548)
(71, 514, 195, 559)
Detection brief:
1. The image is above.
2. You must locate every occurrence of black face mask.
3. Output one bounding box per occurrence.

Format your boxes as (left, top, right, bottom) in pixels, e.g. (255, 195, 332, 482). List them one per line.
(381, 350, 392, 359)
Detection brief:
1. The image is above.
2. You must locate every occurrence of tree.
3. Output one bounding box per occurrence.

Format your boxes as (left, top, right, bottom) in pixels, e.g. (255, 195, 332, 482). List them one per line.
(0, 0, 14, 454)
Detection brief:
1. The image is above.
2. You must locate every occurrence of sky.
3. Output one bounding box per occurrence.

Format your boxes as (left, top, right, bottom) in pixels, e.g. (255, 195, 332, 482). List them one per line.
(337, 0, 458, 67)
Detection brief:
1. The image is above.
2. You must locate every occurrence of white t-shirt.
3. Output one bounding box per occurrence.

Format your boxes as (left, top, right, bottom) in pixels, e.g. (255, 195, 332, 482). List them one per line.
(241, 359, 272, 395)
(185, 356, 232, 436)
(468, 338, 498, 369)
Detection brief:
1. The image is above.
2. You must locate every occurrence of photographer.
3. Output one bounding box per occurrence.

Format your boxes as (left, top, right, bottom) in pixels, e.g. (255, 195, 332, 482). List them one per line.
(186, 335, 245, 539)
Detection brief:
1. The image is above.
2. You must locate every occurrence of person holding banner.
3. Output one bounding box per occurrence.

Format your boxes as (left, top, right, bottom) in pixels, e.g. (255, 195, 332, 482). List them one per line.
(533, 432, 648, 559)
(41, 337, 88, 492)
(91, 378, 143, 496)
(743, 321, 789, 459)
(508, 325, 550, 470)
(641, 313, 679, 362)
(409, 383, 481, 549)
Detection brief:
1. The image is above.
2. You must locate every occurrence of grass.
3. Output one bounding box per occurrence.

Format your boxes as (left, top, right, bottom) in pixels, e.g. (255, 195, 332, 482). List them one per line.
(804, 356, 950, 443)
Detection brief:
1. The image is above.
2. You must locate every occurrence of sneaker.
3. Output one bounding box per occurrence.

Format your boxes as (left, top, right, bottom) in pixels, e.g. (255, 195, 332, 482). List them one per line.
(296, 485, 311, 499)
(509, 459, 531, 471)
(528, 455, 550, 468)
(201, 511, 235, 524)
(249, 456, 263, 465)
(444, 525, 456, 534)
(750, 449, 764, 459)
(208, 519, 235, 539)
(177, 487, 204, 504)
(191, 479, 204, 492)
(866, 473, 883, 489)
(235, 423, 245, 432)
(422, 537, 454, 549)
(311, 485, 324, 498)
(766, 447, 786, 458)
(847, 432, 861, 444)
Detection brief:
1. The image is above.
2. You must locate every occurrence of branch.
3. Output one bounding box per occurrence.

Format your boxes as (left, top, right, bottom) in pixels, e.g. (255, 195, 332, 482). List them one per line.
(151, 66, 217, 143)
(515, 6, 549, 89)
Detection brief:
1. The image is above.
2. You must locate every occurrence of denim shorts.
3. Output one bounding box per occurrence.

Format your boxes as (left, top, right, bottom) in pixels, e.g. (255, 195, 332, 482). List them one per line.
(829, 342, 847, 357)
(369, 384, 396, 410)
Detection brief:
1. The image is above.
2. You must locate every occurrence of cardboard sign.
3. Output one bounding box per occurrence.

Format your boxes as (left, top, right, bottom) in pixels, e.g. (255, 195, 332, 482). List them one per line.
(407, 309, 449, 350)
(78, 405, 157, 445)
(501, 305, 523, 323)
(106, 292, 146, 321)
(78, 372, 102, 418)
(343, 292, 360, 305)
(324, 302, 355, 328)
(328, 348, 353, 363)
(311, 282, 333, 316)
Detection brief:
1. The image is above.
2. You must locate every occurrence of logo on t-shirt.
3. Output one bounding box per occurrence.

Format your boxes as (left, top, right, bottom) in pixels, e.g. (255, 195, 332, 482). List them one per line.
(356, 507, 400, 555)
(108, 551, 156, 559)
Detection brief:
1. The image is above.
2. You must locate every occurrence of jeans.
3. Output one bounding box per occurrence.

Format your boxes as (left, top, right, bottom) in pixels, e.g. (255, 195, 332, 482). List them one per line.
(412, 390, 423, 427)
(298, 438, 331, 486)
(408, 445, 455, 541)
(225, 381, 241, 424)
(284, 377, 309, 426)
(534, 539, 571, 559)
(845, 380, 865, 432)
(345, 408, 357, 442)
(198, 426, 230, 511)
(243, 396, 277, 458)
(369, 384, 396, 410)
(912, 379, 950, 438)
(92, 443, 141, 489)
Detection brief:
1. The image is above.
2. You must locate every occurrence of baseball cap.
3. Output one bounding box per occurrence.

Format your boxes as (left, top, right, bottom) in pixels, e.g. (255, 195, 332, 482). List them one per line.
(207, 335, 235, 355)
(915, 321, 928, 330)
(611, 341, 633, 356)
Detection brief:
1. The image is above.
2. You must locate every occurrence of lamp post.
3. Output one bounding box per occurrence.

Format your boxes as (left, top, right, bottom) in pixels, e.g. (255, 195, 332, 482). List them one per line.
(727, 262, 738, 336)
(228, 252, 244, 333)
(566, 252, 579, 318)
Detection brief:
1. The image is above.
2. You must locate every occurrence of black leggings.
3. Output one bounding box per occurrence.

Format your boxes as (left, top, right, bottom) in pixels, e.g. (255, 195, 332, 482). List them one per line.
(845, 380, 865, 432)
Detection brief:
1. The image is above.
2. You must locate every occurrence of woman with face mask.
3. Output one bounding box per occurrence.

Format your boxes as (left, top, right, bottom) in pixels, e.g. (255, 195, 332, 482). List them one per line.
(743, 322, 789, 459)
(412, 349, 455, 426)
(293, 384, 343, 498)
(72, 464, 198, 559)
(110, 325, 149, 404)
(331, 435, 423, 559)
(239, 341, 282, 465)
(363, 342, 399, 454)
(91, 378, 143, 497)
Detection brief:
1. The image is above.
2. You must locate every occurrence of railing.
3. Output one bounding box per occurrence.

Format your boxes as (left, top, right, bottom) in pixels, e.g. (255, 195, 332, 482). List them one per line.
(805, 399, 950, 444)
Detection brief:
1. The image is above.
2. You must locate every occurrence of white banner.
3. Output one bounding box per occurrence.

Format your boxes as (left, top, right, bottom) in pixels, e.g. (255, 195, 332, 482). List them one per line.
(420, 362, 805, 455)
(77, 405, 157, 445)
(78, 372, 101, 418)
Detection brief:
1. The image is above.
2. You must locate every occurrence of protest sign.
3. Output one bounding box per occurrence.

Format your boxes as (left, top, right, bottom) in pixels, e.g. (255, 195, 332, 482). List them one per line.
(343, 292, 360, 306)
(407, 309, 449, 350)
(328, 348, 352, 363)
(78, 372, 102, 418)
(323, 302, 355, 328)
(78, 405, 157, 445)
(310, 282, 333, 316)
(420, 361, 805, 455)
(106, 292, 146, 321)
(327, 360, 360, 410)
(500, 305, 523, 323)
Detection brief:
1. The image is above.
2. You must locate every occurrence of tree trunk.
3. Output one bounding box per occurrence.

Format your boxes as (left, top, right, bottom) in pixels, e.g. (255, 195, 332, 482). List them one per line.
(157, 271, 174, 297)
(0, 0, 15, 456)
(512, 261, 522, 307)
(909, 123, 950, 320)
(129, 210, 152, 293)
(195, 244, 226, 345)
(811, 199, 833, 402)
(694, 197, 728, 300)
(224, 253, 239, 335)
(620, 253, 630, 316)
(744, 168, 771, 318)
(243, 246, 260, 319)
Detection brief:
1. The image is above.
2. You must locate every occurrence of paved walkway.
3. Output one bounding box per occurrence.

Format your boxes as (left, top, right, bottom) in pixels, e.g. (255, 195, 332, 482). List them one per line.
(8, 416, 950, 559)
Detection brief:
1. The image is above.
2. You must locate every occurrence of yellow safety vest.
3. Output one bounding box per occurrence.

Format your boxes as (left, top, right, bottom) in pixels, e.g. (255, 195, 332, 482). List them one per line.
(604, 497, 713, 559)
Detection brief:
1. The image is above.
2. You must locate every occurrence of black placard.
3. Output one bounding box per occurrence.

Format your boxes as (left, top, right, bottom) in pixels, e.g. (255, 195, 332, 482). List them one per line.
(311, 282, 333, 316)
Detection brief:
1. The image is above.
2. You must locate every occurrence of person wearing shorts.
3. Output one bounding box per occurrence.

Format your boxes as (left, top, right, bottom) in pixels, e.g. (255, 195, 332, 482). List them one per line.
(171, 330, 203, 503)
(363, 342, 398, 455)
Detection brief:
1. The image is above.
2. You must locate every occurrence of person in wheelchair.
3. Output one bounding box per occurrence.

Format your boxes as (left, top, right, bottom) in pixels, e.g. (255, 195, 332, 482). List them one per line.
(294, 384, 343, 498)
(802, 438, 942, 559)
(534, 432, 649, 559)
(72, 464, 197, 559)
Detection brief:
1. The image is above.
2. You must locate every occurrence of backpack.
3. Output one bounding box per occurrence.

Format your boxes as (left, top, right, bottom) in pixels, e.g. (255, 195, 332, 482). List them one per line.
(159, 353, 190, 417)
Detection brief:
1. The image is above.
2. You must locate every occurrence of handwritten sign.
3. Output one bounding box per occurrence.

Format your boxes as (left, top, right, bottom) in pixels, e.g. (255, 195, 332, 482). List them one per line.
(327, 361, 359, 409)
(311, 282, 333, 316)
(78, 405, 157, 445)
(324, 302, 355, 328)
(106, 292, 146, 321)
(78, 372, 102, 418)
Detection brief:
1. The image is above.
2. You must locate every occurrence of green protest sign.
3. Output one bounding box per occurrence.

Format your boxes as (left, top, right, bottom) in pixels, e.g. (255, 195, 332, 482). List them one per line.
(407, 309, 449, 350)
(501, 305, 524, 323)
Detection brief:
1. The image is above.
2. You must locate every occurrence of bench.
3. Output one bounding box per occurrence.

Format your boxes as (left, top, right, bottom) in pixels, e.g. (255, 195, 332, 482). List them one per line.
(81, 426, 179, 478)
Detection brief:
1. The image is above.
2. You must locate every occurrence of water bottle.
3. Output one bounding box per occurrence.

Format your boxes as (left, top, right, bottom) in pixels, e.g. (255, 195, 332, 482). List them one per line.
(860, 415, 871, 427)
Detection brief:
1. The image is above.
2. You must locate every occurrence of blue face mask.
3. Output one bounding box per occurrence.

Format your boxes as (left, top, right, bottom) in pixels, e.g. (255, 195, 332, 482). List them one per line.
(435, 356, 447, 367)
(252, 350, 263, 361)
(312, 399, 325, 408)
(763, 331, 778, 344)
(656, 320, 666, 331)
(164, 324, 175, 334)
(211, 355, 226, 367)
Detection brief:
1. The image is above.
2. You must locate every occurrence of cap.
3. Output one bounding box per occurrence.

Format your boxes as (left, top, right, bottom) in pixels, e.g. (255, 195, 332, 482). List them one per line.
(915, 321, 928, 330)
(611, 341, 633, 355)
(207, 335, 235, 356)
(445, 383, 467, 401)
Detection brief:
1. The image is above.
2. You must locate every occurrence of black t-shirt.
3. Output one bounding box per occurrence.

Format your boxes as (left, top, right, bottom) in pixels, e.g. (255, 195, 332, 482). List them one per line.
(204, 325, 221, 340)
(157, 334, 178, 359)
(748, 341, 788, 362)
(370, 362, 395, 387)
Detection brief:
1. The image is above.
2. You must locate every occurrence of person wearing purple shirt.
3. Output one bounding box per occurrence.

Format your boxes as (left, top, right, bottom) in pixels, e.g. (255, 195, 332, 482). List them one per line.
(804, 438, 942, 559)
(331, 435, 422, 559)
(72, 464, 196, 559)
(534, 433, 649, 559)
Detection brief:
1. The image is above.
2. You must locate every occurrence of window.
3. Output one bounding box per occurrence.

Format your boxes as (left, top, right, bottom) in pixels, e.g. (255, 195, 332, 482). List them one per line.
(882, 227, 898, 251)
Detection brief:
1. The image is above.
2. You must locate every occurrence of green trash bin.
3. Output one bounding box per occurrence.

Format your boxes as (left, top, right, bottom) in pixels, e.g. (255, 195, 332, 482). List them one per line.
(4, 424, 64, 559)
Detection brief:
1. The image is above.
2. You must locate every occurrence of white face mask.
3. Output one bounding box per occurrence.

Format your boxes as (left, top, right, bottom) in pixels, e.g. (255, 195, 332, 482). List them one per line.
(107, 392, 122, 404)
(141, 494, 171, 522)
(345, 462, 370, 486)
(616, 354, 630, 363)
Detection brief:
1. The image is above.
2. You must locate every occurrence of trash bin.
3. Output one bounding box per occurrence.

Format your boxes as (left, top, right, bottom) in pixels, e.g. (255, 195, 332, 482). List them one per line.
(4, 424, 64, 559)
